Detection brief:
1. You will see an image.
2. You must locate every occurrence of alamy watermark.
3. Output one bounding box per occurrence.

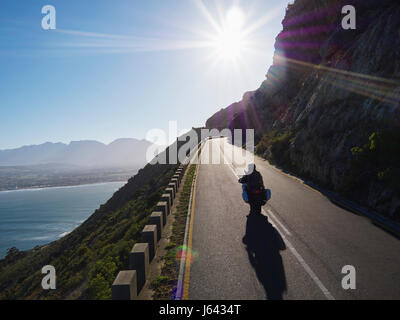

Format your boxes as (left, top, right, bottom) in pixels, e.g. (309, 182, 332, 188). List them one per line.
(41, 265, 56, 290)
(145, 121, 255, 174)
(40, 4, 356, 32)
(341, 265, 356, 290)
(41, 5, 56, 30)
(342, 5, 356, 30)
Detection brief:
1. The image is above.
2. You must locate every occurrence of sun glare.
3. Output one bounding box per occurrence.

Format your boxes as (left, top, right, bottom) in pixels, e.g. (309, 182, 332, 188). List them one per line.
(215, 6, 246, 62)
(190, 0, 283, 68)
(226, 7, 245, 31)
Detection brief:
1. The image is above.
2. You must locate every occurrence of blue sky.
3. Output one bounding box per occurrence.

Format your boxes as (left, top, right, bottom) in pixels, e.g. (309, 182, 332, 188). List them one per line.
(0, 0, 288, 150)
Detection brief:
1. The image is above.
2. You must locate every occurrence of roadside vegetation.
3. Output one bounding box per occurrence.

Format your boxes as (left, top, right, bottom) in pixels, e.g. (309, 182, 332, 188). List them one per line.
(151, 164, 196, 300)
(342, 130, 400, 221)
(255, 128, 400, 221)
(255, 129, 296, 171)
(345, 131, 400, 192)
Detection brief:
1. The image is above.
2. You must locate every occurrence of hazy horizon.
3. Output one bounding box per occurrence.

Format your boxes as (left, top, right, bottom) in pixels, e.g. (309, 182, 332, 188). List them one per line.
(0, 137, 152, 168)
(0, 137, 151, 152)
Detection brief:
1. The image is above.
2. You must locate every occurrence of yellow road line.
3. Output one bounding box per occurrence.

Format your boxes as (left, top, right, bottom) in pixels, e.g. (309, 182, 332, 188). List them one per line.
(182, 163, 199, 300)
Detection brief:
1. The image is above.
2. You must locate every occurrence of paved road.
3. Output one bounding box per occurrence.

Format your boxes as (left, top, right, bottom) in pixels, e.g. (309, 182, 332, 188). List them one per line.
(188, 138, 400, 300)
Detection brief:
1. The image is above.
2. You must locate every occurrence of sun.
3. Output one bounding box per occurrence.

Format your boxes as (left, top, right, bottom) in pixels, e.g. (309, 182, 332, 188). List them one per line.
(226, 6, 245, 30)
(214, 7, 246, 62)
(189, 1, 282, 67)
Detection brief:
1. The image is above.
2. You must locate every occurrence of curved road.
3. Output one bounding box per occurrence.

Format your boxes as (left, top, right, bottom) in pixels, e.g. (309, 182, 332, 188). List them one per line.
(186, 138, 400, 300)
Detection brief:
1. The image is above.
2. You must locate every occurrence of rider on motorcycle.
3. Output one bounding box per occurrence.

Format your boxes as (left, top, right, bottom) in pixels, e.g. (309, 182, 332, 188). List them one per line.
(238, 163, 266, 215)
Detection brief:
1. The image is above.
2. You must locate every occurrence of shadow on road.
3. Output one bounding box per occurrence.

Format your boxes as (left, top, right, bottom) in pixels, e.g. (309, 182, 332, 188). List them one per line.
(243, 213, 287, 300)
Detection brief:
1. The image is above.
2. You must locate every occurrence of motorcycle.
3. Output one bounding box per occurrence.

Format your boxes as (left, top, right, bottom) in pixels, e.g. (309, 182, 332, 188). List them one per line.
(242, 183, 271, 205)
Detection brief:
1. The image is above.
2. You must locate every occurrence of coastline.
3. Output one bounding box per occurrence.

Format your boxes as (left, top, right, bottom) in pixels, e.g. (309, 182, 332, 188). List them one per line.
(0, 180, 128, 194)
(0, 180, 128, 258)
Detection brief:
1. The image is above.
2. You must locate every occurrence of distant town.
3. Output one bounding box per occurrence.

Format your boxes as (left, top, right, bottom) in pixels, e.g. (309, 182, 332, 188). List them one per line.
(0, 165, 134, 191)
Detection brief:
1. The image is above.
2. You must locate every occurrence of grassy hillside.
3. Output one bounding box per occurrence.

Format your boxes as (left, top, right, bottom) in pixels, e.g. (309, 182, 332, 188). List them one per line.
(0, 160, 179, 299)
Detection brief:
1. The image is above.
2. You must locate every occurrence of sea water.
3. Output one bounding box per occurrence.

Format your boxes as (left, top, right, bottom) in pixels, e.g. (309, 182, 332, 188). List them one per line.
(0, 181, 126, 258)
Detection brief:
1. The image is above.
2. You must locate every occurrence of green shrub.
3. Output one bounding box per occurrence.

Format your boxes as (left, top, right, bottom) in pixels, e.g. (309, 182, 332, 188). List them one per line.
(87, 256, 118, 300)
(151, 276, 170, 287)
(256, 130, 295, 170)
(343, 130, 400, 195)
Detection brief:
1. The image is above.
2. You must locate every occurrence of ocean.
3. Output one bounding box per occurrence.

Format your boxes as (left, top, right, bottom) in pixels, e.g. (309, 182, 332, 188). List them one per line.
(0, 181, 126, 258)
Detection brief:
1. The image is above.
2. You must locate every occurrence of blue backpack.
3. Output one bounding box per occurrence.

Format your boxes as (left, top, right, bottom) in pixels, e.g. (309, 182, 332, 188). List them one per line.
(242, 184, 271, 204)
(242, 184, 249, 203)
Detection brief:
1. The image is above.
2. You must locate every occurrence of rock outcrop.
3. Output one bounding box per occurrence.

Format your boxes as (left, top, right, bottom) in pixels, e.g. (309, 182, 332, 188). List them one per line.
(206, 0, 400, 220)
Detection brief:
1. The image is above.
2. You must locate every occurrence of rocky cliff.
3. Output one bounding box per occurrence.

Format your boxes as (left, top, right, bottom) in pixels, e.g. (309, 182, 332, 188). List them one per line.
(206, 0, 400, 220)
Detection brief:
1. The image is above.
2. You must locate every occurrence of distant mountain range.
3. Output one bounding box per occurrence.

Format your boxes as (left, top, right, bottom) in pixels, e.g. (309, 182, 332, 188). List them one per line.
(0, 139, 152, 169)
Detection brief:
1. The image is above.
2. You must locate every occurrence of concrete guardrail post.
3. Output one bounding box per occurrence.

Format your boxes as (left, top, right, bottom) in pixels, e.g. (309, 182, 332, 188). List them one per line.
(176, 170, 183, 182)
(156, 202, 169, 222)
(129, 243, 149, 293)
(172, 175, 180, 187)
(112, 270, 137, 300)
(160, 193, 172, 212)
(171, 178, 179, 190)
(149, 212, 164, 238)
(141, 225, 158, 262)
(167, 183, 177, 197)
(170, 181, 178, 194)
(112, 163, 194, 301)
(165, 187, 175, 201)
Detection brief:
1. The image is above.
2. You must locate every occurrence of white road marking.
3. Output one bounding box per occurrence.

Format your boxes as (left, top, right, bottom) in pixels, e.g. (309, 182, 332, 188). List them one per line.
(219, 144, 292, 236)
(265, 209, 292, 236)
(281, 234, 336, 300)
(210, 139, 336, 300)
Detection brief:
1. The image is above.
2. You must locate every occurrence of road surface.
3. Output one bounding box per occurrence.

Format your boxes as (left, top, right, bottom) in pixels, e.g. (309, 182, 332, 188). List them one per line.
(186, 138, 400, 300)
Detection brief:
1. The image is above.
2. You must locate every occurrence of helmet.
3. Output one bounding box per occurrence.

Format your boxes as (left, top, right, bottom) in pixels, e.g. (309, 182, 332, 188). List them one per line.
(245, 163, 256, 174)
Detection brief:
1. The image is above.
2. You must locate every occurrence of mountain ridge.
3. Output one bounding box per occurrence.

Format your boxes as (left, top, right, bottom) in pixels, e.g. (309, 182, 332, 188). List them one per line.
(0, 138, 152, 169)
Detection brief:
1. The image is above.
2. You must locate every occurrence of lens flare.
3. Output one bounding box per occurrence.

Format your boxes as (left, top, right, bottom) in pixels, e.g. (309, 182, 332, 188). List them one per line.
(175, 245, 199, 263)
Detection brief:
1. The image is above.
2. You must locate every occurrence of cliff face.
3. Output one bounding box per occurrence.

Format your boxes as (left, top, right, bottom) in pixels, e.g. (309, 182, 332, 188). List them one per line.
(206, 0, 400, 219)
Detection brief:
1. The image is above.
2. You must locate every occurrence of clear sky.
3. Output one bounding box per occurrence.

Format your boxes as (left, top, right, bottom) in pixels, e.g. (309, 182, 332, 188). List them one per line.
(0, 0, 289, 150)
